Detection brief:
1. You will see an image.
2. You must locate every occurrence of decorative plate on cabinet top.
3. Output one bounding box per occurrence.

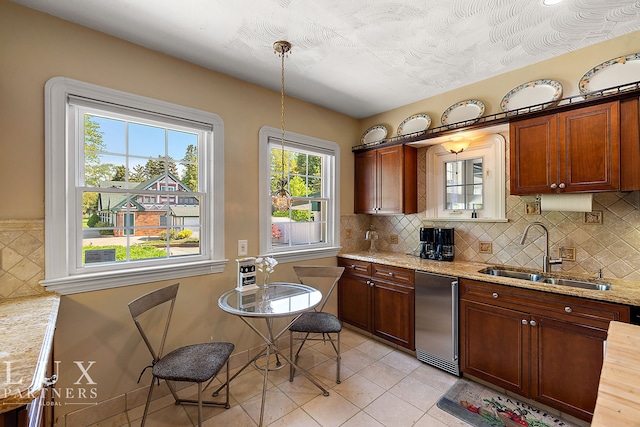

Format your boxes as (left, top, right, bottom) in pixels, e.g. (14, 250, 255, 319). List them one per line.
(360, 125, 388, 145)
(441, 99, 485, 127)
(397, 113, 431, 136)
(579, 53, 640, 96)
(500, 79, 563, 112)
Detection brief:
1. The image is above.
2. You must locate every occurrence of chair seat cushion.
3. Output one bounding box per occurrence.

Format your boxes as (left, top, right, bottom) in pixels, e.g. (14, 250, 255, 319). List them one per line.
(153, 342, 234, 383)
(289, 312, 342, 334)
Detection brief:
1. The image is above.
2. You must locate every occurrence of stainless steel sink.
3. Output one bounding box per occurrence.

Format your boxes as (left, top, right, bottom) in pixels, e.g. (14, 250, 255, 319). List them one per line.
(478, 267, 611, 291)
(540, 277, 612, 291)
(480, 268, 544, 282)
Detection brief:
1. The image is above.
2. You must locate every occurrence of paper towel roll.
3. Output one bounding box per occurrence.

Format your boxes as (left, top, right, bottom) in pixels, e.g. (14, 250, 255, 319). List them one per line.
(540, 193, 592, 212)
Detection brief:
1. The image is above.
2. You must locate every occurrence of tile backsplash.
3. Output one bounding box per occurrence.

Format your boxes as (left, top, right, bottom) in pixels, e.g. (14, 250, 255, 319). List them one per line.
(341, 146, 640, 282)
(0, 220, 45, 298)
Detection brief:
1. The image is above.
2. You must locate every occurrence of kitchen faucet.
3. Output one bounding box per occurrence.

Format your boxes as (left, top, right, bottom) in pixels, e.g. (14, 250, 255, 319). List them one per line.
(519, 221, 563, 273)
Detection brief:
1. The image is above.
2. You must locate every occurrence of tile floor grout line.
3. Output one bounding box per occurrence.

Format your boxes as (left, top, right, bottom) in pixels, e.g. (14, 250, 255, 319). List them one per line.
(87, 328, 587, 427)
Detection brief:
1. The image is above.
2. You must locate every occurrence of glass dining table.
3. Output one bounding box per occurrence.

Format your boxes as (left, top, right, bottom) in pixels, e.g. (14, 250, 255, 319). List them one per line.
(216, 283, 329, 426)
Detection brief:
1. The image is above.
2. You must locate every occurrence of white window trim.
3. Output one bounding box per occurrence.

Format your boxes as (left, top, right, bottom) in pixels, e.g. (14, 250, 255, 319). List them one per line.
(258, 126, 341, 263)
(425, 133, 507, 222)
(43, 77, 226, 294)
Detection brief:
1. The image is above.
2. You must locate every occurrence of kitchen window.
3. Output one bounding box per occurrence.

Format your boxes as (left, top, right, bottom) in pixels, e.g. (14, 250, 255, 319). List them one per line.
(258, 127, 341, 263)
(43, 77, 225, 294)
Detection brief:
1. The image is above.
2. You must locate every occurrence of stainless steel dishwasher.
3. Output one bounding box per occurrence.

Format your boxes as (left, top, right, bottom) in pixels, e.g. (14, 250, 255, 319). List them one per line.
(415, 271, 459, 376)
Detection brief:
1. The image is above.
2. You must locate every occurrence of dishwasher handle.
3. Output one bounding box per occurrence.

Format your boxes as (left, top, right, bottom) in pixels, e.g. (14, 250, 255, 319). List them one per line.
(452, 280, 458, 361)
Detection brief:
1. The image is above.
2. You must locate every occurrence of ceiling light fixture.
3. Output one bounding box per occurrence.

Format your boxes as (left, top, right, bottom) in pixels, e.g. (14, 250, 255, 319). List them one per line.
(272, 40, 293, 212)
(441, 139, 471, 155)
(542, 0, 563, 5)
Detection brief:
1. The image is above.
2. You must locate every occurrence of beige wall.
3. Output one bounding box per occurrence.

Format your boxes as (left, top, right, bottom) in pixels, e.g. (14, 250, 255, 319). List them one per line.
(0, 0, 358, 422)
(2, 0, 640, 423)
(360, 31, 640, 137)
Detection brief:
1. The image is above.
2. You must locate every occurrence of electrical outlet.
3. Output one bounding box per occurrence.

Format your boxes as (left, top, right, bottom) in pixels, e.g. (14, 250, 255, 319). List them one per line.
(525, 202, 541, 215)
(345, 229, 352, 239)
(560, 247, 576, 261)
(390, 234, 399, 244)
(238, 240, 248, 257)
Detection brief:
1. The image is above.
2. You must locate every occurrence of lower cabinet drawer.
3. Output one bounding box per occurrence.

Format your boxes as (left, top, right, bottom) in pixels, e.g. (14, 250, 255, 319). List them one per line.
(372, 263, 414, 286)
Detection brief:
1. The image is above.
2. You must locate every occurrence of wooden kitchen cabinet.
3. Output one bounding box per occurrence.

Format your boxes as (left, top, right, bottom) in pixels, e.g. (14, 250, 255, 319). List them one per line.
(460, 299, 530, 397)
(510, 101, 620, 195)
(337, 259, 372, 332)
(621, 97, 640, 190)
(338, 258, 415, 349)
(354, 144, 417, 214)
(460, 278, 630, 421)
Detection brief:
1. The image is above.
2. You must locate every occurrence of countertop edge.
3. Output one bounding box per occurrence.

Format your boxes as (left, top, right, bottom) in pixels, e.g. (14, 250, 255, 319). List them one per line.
(29, 296, 60, 398)
(338, 252, 640, 306)
(1, 294, 61, 411)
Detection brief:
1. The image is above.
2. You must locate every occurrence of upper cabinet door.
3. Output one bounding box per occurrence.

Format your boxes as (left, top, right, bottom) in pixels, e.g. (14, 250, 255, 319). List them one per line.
(354, 150, 378, 214)
(377, 145, 405, 214)
(510, 115, 558, 195)
(558, 101, 620, 192)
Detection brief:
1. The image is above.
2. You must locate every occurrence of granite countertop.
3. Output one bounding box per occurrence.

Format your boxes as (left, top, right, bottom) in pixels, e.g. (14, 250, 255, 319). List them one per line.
(0, 293, 60, 413)
(338, 251, 640, 306)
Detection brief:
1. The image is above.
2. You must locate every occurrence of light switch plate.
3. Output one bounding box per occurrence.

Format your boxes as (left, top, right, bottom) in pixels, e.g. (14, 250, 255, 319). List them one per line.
(390, 234, 399, 244)
(238, 240, 248, 256)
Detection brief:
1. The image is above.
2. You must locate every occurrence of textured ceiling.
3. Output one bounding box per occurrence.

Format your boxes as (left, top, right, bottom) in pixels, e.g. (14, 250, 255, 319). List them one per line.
(13, 0, 640, 118)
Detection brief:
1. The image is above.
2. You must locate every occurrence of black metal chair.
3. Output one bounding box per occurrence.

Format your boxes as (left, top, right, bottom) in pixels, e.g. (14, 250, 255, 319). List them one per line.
(289, 266, 345, 384)
(128, 283, 234, 426)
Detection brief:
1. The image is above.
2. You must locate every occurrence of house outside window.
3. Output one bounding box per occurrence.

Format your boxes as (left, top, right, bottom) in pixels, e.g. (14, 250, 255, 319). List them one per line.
(259, 127, 341, 263)
(43, 77, 225, 294)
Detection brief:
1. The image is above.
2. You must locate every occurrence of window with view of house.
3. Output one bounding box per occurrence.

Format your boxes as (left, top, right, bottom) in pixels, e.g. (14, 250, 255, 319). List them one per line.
(259, 127, 341, 263)
(43, 78, 225, 294)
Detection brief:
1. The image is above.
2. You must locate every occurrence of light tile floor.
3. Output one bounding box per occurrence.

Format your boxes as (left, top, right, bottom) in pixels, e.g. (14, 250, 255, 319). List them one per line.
(90, 328, 507, 426)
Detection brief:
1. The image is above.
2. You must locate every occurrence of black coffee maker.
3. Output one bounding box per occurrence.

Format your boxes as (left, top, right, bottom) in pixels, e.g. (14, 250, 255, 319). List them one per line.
(420, 227, 454, 261)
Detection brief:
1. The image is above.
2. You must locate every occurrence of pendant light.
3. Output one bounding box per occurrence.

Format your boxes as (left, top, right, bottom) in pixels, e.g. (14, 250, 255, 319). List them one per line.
(271, 40, 293, 212)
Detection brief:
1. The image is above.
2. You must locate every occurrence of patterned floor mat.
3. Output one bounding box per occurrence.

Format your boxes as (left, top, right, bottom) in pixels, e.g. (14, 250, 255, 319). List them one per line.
(437, 378, 581, 427)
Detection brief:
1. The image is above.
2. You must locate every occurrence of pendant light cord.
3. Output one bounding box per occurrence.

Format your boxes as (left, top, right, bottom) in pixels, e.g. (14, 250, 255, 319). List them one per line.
(280, 46, 286, 177)
(272, 40, 292, 212)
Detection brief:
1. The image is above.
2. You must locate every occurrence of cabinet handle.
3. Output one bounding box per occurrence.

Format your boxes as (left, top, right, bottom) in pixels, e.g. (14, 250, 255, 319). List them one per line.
(388, 272, 394, 276)
(564, 306, 572, 313)
(369, 281, 374, 287)
(559, 183, 566, 189)
(492, 292, 499, 299)
(550, 183, 557, 189)
(44, 374, 58, 388)
(522, 319, 528, 325)
(530, 320, 537, 327)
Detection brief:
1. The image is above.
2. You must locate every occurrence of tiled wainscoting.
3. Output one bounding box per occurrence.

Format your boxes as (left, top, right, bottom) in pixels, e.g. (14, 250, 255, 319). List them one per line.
(0, 219, 45, 298)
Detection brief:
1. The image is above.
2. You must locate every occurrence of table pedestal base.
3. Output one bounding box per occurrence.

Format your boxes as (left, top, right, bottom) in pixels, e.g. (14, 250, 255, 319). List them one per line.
(212, 315, 329, 426)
